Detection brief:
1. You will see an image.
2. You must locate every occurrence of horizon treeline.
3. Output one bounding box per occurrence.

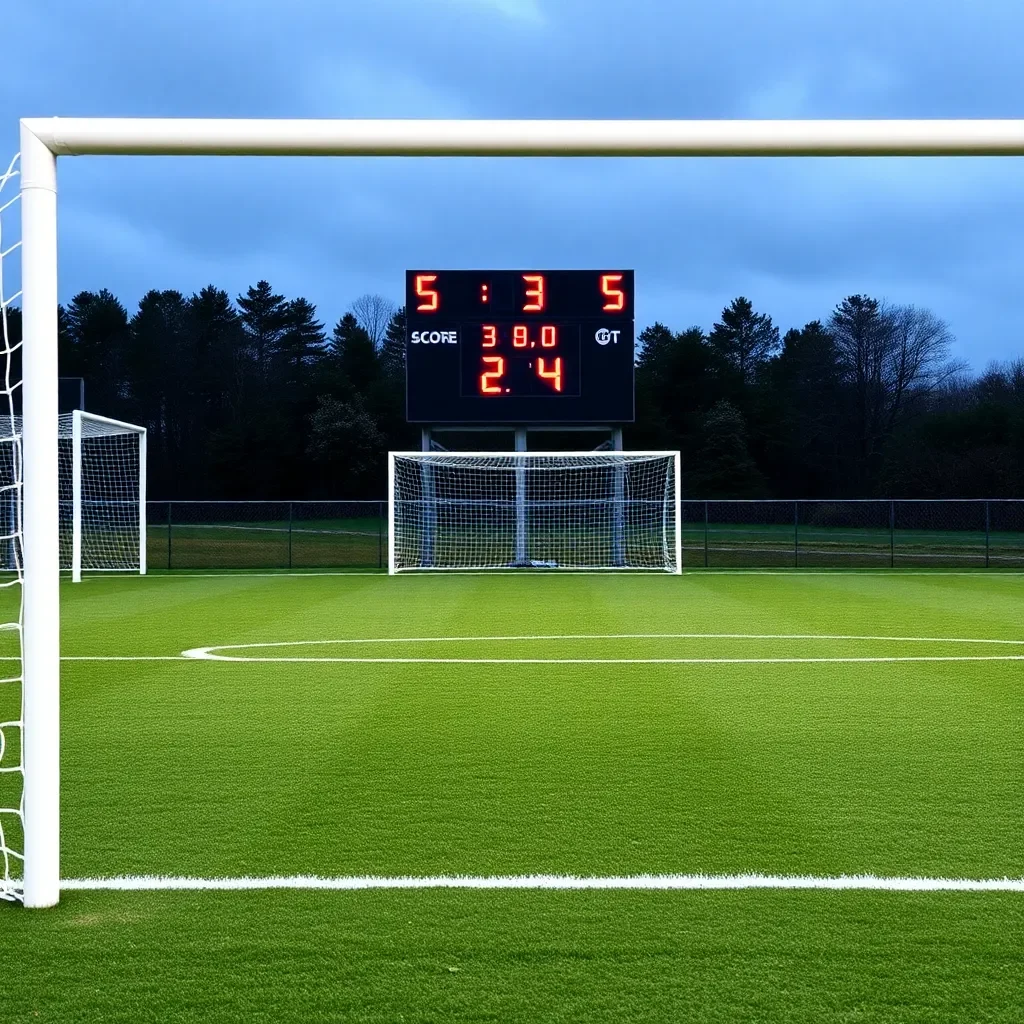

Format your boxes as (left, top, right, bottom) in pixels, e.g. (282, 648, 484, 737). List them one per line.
(4, 284, 1023, 500)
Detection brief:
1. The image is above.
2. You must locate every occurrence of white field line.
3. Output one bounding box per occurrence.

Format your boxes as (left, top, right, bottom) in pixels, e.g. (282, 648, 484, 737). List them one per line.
(69, 570, 1024, 579)
(2, 655, 1021, 664)
(179, 631, 1024, 664)
(181, 655, 1024, 665)
(55, 873, 1024, 892)
(2, 633, 1022, 665)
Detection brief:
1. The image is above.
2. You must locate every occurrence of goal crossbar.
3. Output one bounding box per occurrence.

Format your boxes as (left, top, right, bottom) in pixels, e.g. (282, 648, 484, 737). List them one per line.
(12, 115, 1024, 908)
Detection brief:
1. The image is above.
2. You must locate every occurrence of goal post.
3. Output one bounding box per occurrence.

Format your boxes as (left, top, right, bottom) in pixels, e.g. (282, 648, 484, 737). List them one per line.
(388, 451, 682, 574)
(0, 412, 147, 582)
(6, 116, 1024, 908)
(66, 411, 147, 583)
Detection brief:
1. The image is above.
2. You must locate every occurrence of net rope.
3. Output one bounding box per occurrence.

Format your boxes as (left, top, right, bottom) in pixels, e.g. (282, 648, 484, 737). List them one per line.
(391, 452, 679, 572)
(0, 152, 24, 902)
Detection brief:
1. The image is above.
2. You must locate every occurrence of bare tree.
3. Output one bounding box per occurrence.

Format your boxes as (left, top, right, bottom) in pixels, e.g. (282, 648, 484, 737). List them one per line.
(830, 295, 963, 478)
(351, 293, 397, 350)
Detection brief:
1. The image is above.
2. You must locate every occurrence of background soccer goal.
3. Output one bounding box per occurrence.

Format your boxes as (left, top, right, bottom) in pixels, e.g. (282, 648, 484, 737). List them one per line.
(389, 451, 682, 573)
(0, 411, 146, 582)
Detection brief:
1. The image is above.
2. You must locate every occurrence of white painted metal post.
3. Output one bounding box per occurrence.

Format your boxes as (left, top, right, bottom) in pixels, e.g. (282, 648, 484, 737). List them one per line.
(138, 428, 147, 575)
(673, 452, 683, 575)
(71, 410, 82, 583)
(387, 453, 396, 574)
(20, 123, 60, 909)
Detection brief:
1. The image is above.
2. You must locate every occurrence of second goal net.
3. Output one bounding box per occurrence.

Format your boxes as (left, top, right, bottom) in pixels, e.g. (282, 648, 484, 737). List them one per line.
(389, 450, 681, 573)
(0, 410, 146, 581)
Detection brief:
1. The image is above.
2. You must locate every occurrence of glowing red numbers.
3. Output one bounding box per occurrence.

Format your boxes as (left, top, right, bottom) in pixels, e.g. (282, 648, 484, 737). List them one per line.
(600, 274, 625, 312)
(480, 356, 505, 395)
(476, 320, 565, 396)
(536, 357, 563, 392)
(415, 274, 439, 312)
(523, 274, 546, 312)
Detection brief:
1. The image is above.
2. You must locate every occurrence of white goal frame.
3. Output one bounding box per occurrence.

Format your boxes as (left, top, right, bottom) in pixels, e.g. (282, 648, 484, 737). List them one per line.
(68, 410, 147, 583)
(388, 450, 682, 574)
(11, 116, 1024, 907)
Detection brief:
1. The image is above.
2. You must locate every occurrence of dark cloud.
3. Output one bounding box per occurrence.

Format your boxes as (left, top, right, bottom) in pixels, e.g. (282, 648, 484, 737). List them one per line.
(4, 0, 1024, 366)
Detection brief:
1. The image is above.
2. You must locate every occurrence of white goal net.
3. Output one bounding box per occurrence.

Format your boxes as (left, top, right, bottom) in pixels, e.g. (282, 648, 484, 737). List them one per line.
(389, 451, 681, 573)
(0, 153, 22, 901)
(0, 411, 146, 582)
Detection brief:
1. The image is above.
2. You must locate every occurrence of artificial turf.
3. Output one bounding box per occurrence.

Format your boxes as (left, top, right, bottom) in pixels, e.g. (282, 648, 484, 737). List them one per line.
(2, 570, 1023, 1021)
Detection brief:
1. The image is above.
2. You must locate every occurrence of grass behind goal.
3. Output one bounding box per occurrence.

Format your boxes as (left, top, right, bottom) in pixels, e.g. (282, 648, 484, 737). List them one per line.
(3, 571, 1024, 1021)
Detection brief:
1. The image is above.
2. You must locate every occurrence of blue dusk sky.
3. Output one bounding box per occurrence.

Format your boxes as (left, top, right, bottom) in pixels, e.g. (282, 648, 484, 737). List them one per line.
(3, 0, 1024, 368)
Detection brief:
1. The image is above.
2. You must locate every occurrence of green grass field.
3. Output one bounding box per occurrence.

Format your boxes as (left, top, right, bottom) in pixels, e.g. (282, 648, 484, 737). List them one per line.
(3, 570, 1024, 1022)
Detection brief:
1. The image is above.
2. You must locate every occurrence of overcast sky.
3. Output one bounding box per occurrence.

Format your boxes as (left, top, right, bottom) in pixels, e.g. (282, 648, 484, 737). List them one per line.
(4, 0, 1024, 368)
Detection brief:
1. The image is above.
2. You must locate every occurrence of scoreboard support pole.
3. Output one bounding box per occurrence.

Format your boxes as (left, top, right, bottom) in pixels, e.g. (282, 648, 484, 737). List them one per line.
(514, 428, 528, 566)
(420, 427, 436, 567)
(611, 427, 625, 567)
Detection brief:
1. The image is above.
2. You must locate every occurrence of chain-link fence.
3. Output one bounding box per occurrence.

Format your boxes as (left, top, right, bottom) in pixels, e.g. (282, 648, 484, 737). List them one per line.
(682, 499, 1024, 569)
(146, 501, 386, 570)
(145, 499, 1024, 570)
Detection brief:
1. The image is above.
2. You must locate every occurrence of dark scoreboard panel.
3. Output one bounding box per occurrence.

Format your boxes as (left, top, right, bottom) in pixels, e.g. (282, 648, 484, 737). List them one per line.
(405, 270, 634, 424)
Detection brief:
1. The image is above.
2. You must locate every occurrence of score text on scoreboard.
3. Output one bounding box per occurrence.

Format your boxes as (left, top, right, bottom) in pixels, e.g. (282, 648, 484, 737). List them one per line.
(405, 270, 634, 424)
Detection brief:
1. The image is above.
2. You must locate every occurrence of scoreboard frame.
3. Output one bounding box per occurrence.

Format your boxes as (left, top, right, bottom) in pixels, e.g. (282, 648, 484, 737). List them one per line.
(405, 269, 635, 424)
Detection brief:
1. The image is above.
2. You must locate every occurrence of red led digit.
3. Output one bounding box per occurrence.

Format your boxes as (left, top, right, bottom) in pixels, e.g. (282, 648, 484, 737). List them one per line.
(415, 274, 439, 312)
(600, 274, 625, 312)
(480, 356, 505, 395)
(536, 357, 563, 392)
(513, 325, 528, 348)
(540, 325, 557, 348)
(482, 325, 497, 348)
(523, 274, 545, 312)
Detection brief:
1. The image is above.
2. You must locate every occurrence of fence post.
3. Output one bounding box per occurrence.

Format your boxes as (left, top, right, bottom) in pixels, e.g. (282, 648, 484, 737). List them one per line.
(890, 500, 895, 568)
(985, 500, 990, 569)
(287, 502, 293, 570)
(704, 500, 709, 568)
(167, 501, 172, 570)
(794, 500, 799, 568)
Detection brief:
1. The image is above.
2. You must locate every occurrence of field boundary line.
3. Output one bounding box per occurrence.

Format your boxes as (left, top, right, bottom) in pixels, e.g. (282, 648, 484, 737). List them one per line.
(70, 570, 1024, 579)
(55, 873, 1024, 892)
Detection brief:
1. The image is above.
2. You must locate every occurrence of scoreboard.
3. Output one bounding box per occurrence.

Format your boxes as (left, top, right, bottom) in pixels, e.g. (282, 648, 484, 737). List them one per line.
(405, 270, 634, 424)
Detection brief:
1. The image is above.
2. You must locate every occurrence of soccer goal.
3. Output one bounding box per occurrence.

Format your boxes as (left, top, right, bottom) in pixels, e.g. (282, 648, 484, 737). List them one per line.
(0, 411, 146, 582)
(389, 451, 681, 573)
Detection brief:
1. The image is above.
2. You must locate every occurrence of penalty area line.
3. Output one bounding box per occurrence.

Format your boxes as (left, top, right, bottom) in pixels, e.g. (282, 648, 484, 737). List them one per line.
(57, 873, 1024, 893)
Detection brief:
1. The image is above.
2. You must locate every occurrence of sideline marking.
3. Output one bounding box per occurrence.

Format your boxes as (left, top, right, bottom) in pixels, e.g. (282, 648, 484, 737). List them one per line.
(68, 570, 1024, 579)
(2, 633, 1022, 665)
(56, 873, 1024, 892)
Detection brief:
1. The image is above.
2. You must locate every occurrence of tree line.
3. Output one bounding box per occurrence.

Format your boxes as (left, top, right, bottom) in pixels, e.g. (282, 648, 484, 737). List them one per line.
(4, 284, 1023, 498)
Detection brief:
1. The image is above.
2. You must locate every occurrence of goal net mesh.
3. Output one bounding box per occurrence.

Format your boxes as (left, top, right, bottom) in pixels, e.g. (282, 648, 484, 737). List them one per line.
(390, 452, 680, 572)
(0, 153, 23, 901)
(60, 415, 143, 572)
(0, 413, 143, 575)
